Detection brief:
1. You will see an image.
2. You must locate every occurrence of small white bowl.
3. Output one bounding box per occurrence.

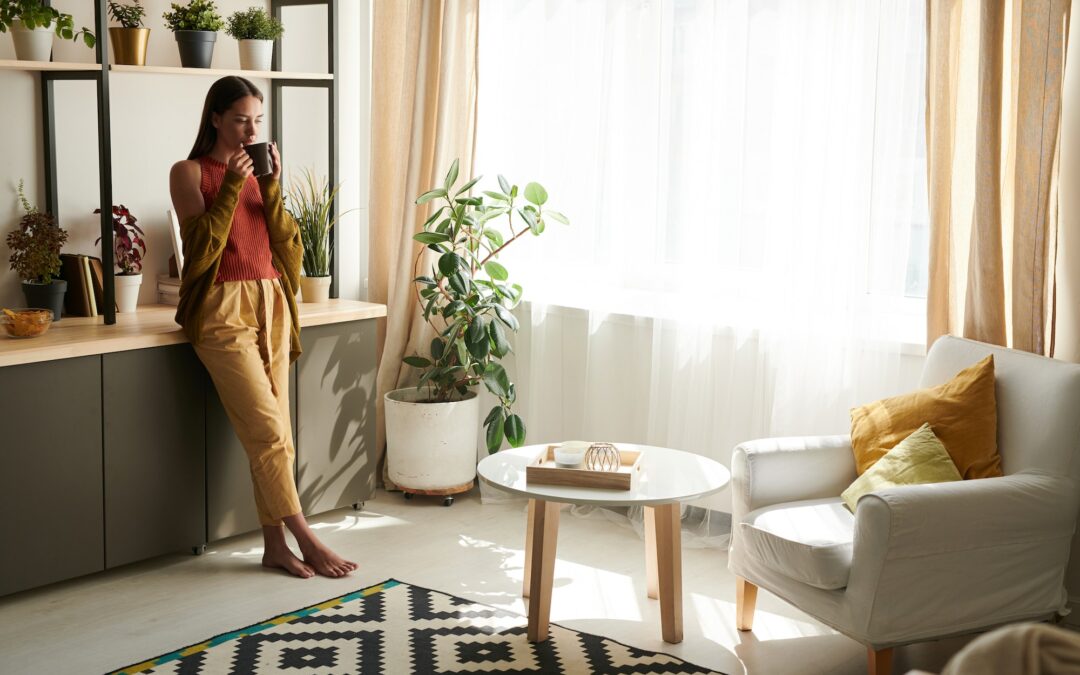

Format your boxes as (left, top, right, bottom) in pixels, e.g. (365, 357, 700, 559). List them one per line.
(553, 441, 588, 467)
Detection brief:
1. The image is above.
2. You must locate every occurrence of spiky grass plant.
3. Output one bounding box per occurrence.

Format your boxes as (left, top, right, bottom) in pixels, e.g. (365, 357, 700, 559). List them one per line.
(285, 168, 342, 278)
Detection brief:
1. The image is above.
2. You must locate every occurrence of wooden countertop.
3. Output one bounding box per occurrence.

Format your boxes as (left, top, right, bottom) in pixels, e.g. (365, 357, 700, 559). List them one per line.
(0, 300, 387, 368)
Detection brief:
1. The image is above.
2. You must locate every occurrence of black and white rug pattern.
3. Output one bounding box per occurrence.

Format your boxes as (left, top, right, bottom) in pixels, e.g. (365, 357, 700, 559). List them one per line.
(109, 579, 726, 674)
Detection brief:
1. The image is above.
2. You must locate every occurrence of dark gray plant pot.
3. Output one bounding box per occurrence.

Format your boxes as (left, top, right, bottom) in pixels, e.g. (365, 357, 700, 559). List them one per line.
(175, 30, 217, 68)
(21, 279, 67, 321)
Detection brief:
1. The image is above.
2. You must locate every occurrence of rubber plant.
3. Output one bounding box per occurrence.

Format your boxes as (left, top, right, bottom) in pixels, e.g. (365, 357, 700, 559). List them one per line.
(406, 159, 568, 453)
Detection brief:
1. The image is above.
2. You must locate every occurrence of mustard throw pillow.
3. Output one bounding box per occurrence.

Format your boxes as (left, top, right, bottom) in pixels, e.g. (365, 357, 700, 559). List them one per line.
(849, 354, 1000, 479)
(842, 424, 962, 512)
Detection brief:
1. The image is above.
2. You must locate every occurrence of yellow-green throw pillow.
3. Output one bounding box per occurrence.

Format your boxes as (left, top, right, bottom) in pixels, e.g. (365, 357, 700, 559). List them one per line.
(842, 423, 962, 512)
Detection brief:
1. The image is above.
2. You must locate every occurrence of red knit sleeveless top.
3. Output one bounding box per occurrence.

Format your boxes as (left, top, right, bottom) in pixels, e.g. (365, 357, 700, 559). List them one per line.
(198, 156, 280, 282)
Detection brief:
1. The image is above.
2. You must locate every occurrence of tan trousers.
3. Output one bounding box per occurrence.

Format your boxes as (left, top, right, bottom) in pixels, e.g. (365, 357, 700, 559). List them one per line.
(193, 278, 302, 527)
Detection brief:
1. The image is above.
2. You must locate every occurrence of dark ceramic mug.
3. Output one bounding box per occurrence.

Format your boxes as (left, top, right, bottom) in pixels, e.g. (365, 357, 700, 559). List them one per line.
(244, 141, 273, 177)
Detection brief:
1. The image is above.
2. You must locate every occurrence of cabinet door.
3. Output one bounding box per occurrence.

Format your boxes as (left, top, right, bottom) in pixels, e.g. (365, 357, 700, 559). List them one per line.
(103, 345, 205, 568)
(296, 320, 378, 515)
(0, 356, 104, 596)
(206, 363, 297, 542)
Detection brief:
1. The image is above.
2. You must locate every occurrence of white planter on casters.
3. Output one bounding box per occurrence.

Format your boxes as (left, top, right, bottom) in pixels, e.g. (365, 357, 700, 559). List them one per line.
(385, 388, 479, 506)
(238, 39, 273, 71)
(11, 20, 54, 62)
(114, 273, 142, 313)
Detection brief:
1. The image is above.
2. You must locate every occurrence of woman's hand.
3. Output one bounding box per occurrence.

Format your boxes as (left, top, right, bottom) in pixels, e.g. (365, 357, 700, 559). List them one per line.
(227, 148, 254, 178)
(269, 141, 282, 181)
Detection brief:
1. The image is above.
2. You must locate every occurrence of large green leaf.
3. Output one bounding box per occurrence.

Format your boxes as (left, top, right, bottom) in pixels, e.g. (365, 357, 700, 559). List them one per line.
(483, 190, 509, 202)
(483, 229, 505, 248)
(545, 210, 570, 225)
(504, 414, 526, 447)
(466, 316, 487, 345)
(455, 197, 483, 206)
(413, 232, 451, 245)
(524, 182, 548, 206)
(493, 304, 520, 331)
(422, 206, 447, 229)
(438, 252, 463, 276)
(482, 362, 511, 398)
(442, 299, 467, 318)
(403, 356, 431, 368)
(468, 336, 489, 360)
(484, 261, 509, 281)
(444, 159, 460, 191)
(479, 207, 510, 224)
(455, 339, 469, 366)
(485, 407, 505, 453)
(519, 207, 539, 234)
(413, 275, 437, 286)
(416, 188, 447, 205)
(447, 272, 469, 296)
(455, 175, 482, 196)
(430, 337, 445, 361)
(498, 175, 512, 195)
(488, 320, 511, 357)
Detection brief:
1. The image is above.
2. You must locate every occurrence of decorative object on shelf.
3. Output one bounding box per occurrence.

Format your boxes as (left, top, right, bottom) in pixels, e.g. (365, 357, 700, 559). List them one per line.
(387, 160, 568, 502)
(94, 204, 146, 313)
(553, 440, 588, 467)
(225, 6, 283, 72)
(6, 180, 68, 320)
(286, 167, 343, 304)
(0, 0, 96, 61)
(162, 0, 224, 69)
(107, 0, 149, 67)
(396, 159, 570, 454)
(0, 307, 53, 338)
(584, 442, 621, 472)
(525, 444, 644, 490)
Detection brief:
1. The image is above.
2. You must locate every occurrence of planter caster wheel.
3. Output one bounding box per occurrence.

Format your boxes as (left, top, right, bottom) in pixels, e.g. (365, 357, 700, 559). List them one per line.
(403, 492, 414, 500)
(192, 544, 206, 556)
(443, 496, 454, 507)
(352, 502, 364, 511)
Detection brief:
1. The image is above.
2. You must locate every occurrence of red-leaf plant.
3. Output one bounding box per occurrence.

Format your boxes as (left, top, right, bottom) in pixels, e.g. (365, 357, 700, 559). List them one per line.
(94, 205, 146, 275)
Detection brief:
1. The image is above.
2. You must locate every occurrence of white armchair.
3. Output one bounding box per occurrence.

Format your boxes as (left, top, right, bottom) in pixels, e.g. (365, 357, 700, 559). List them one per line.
(728, 336, 1080, 675)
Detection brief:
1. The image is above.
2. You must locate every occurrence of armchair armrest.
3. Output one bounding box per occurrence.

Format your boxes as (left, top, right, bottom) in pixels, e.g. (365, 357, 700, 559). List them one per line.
(846, 473, 1080, 646)
(731, 435, 857, 521)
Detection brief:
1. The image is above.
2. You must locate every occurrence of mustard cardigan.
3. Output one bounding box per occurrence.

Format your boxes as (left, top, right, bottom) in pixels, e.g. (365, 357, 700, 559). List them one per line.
(174, 171, 305, 363)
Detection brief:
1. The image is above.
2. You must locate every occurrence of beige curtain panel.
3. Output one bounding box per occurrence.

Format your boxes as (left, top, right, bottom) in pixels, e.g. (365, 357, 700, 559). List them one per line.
(369, 0, 479, 486)
(926, 0, 1072, 354)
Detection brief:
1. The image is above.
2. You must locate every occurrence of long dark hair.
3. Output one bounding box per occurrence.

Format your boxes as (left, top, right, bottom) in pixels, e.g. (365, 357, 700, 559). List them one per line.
(187, 76, 264, 160)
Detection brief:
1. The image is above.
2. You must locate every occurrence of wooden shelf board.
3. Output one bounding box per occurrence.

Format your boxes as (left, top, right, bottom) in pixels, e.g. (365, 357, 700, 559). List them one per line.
(110, 64, 333, 80)
(0, 59, 101, 72)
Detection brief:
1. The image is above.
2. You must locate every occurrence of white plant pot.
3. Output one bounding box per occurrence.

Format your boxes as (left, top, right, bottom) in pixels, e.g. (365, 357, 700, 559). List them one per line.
(11, 20, 54, 62)
(299, 275, 331, 303)
(114, 273, 142, 313)
(238, 39, 273, 72)
(385, 388, 479, 492)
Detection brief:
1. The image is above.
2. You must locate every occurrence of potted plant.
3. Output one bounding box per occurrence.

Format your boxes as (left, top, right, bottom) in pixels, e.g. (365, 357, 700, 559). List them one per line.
(225, 6, 283, 72)
(6, 180, 68, 319)
(107, 0, 149, 66)
(285, 167, 342, 304)
(385, 159, 568, 503)
(94, 204, 146, 313)
(162, 0, 224, 69)
(0, 0, 95, 62)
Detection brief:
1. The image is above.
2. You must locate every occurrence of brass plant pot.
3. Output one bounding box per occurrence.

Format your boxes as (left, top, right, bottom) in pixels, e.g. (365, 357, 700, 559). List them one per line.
(109, 27, 150, 66)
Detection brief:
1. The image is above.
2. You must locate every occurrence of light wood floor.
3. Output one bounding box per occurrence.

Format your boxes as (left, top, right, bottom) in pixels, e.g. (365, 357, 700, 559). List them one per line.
(0, 489, 974, 674)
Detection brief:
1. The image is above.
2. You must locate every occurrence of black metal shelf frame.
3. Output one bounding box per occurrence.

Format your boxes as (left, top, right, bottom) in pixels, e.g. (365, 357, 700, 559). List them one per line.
(36, 0, 339, 326)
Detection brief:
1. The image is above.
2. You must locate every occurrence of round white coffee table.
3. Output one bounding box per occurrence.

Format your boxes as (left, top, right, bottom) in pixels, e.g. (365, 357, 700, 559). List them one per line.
(477, 443, 730, 644)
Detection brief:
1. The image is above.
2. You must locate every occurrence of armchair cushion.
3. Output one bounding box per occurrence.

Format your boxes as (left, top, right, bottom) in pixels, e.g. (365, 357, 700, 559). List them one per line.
(841, 423, 962, 512)
(740, 497, 854, 590)
(849, 354, 1001, 478)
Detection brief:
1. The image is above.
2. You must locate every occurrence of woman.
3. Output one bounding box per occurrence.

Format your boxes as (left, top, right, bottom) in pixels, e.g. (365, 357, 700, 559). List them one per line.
(169, 76, 356, 579)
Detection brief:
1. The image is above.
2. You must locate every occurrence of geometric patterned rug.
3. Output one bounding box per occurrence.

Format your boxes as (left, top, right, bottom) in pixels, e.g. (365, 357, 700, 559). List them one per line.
(106, 579, 727, 674)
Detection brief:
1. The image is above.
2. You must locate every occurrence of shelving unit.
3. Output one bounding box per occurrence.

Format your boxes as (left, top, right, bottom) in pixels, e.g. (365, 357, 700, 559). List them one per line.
(18, 0, 340, 324)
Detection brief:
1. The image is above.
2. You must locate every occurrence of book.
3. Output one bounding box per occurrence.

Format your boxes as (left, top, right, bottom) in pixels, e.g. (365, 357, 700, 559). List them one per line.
(87, 257, 107, 312)
(59, 253, 92, 317)
(81, 255, 97, 316)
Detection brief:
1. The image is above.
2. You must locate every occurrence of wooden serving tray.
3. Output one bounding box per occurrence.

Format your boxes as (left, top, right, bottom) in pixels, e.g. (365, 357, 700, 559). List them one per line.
(526, 445, 642, 490)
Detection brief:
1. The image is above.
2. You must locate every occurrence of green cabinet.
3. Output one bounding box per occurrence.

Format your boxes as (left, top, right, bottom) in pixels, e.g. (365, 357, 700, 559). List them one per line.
(103, 345, 206, 568)
(0, 356, 104, 596)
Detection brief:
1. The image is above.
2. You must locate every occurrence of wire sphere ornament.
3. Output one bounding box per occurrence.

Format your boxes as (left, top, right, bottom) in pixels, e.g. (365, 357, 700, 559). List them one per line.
(584, 442, 620, 472)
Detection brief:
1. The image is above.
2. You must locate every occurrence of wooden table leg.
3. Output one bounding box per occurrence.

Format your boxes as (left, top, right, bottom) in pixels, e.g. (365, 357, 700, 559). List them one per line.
(647, 503, 683, 643)
(523, 499, 536, 598)
(526, 499, 560, 642)
(645, 505, 658, 599)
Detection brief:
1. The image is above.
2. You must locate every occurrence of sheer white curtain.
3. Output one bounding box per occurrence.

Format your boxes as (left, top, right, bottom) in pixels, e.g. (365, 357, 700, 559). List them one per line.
(476, 0, 928, 544)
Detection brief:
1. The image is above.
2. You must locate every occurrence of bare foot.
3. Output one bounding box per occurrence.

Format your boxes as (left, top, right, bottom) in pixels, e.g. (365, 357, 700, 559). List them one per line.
(262, 545, 316, 578)
(299, 541, 358, 578)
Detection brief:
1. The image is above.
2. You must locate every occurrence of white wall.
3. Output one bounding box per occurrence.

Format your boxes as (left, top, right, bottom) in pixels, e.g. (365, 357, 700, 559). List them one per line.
(0, 0, 370, 310)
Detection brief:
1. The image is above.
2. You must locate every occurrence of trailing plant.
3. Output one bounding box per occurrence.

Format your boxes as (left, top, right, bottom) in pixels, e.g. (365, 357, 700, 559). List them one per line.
(6, 180, 68, 284)
(225, 6, 283, 41)
(285, 168, 343, 278)
(405, 159, 568, 453)
(162, 0, 224, 33)
(0, 0, 96, 47)
(108, 1, 145, 29)
(94, 205, 146, 275)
